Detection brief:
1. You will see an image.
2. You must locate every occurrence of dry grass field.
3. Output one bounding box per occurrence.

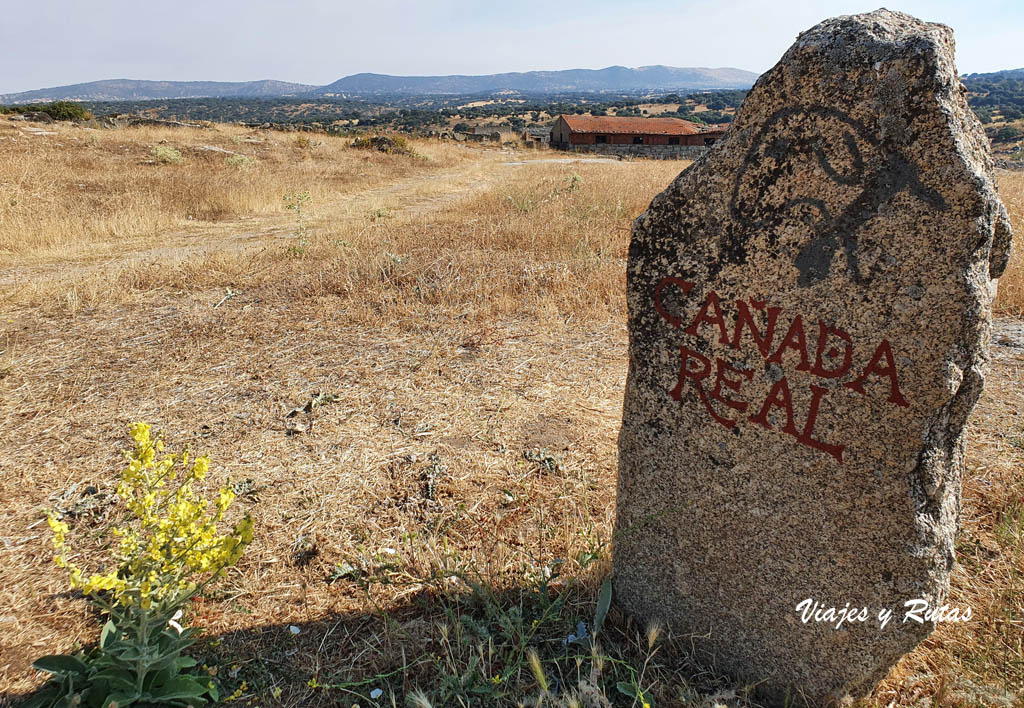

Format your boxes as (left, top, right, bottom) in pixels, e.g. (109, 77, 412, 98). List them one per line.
(0, 117, 1021, 707)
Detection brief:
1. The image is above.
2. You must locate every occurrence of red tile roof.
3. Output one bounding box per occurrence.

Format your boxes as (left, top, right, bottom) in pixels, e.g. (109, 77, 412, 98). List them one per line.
(559, 114, 705, 136)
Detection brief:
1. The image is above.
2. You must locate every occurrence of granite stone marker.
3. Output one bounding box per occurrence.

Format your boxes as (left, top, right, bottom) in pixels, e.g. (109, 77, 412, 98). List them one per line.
(613, 9, 1012, 706)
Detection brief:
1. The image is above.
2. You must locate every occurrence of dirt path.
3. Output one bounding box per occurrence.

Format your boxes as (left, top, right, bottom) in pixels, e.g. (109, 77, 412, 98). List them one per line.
(0, 155, 506, 290)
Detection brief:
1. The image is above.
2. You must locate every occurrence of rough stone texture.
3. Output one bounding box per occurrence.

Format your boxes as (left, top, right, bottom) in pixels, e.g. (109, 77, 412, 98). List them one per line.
(613, 9, 1012, 706)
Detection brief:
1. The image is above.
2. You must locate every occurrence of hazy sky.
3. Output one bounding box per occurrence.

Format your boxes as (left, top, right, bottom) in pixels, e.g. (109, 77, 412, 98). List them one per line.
(2, 1, 1021, 93)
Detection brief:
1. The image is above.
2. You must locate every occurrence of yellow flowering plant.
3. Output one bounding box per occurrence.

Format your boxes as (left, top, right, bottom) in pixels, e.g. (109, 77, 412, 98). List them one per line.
(31, 423, 253, 708)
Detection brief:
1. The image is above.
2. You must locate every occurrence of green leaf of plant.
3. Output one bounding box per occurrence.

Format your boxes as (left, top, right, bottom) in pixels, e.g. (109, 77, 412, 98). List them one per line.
(175, 656, 198, 670)
(89, 651, 123, 668)
(112, 646, 141, 661)
(32, 654, 89, 676)
(158, 631, 196, 653)
(206, 679, 220, 701)
(151, 676, 209, 701)
(593, 576, 613, 636)
(93, 668, 136, 691)
(616, 681, 638, 698)
(145, 665, 174, 692)
(103, 693, 139, 708)
(100, 620, 117, 649)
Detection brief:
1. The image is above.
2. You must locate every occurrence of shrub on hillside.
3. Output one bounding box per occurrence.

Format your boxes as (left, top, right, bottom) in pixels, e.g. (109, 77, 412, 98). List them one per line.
(993, 125, 1023, 143)
(225, 154, 255, 169)
(151, 145, 183, 164)
(0, 101, 92, 121)
(44, 101, 93, 121)
(975, 107, 994, 124)
(350, 135, 413, 155)
(295, 134, 321, 150)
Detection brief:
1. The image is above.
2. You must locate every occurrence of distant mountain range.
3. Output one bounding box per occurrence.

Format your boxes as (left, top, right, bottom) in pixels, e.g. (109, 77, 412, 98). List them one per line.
(0, 66, 759, 104)
(313, 66, 759, 96)
(0, 79, 316, 104)
(962, 68, 1024, 81)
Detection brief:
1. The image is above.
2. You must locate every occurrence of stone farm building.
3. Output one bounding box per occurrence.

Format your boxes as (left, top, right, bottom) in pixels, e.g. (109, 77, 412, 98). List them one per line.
(521, 126, 551, 148)
(550, 115, 726, 158)
(466, 126, 518, 143)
